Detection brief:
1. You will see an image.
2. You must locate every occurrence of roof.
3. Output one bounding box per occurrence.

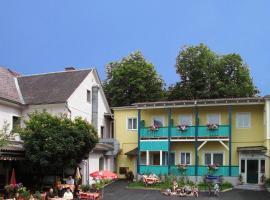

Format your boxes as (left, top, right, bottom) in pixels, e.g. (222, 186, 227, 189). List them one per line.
(93, 143, 114, 151)
(17, 69, 92, 105)
(0, 67, 22, 104)
(125, 147, 138, 156)
(133, 97, 265, 109)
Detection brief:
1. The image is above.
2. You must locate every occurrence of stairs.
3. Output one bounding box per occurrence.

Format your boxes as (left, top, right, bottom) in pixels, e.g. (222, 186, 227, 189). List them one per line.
(235, 184, 265, 191)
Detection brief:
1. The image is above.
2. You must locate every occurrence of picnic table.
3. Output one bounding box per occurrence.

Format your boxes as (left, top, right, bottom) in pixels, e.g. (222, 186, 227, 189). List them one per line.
(142, 175, 161, 186)
(57, 184, 75, 192)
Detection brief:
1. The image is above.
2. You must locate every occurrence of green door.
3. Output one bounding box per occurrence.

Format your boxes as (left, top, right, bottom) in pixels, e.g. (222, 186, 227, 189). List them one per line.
(247, 160, 258, 184)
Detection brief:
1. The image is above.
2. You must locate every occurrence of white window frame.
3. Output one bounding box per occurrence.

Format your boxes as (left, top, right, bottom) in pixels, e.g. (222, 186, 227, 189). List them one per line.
(152, 116, 165, 127)
(203, 151, 225, 165)
(127, 117, 138, 131)
(179, 152, 192, 165)
(236, 112, 251, 129)
(179, 114, 193, 126)
(207, 113, 221, 125)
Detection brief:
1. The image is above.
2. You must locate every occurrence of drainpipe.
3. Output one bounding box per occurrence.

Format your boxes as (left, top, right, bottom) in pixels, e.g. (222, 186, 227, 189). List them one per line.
(168, 108, 172, 175)
(228, 106, 232, 176)
(195, 107, 199, 178)
(137, 109, 141, 176)
(65, 101, 72, 119)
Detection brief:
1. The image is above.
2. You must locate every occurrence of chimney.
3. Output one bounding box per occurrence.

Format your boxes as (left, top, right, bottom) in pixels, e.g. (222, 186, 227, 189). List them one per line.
(65, 67, 76, 71)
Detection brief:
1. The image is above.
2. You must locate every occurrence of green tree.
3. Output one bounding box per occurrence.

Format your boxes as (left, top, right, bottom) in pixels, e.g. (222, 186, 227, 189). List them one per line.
(168, 44, 258, 100)
(0, 121, 14, 148)
(20, 111, 98, 175)
(103, 51, 165, 106)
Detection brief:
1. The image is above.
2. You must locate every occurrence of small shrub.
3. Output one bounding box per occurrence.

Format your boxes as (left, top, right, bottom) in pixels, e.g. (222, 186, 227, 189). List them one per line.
(80, 184, 91, 192)
(125, 171, 134, 181)
(265, 178, 270, 186)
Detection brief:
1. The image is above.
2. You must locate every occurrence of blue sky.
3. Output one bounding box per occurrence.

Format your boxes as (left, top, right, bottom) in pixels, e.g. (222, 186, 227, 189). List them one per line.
(0, 0, 269, 95)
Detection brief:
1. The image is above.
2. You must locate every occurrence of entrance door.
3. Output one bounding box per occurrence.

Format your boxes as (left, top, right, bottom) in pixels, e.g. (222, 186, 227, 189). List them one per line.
(247, 160, 258, 184)
(153, 153, 160, 165)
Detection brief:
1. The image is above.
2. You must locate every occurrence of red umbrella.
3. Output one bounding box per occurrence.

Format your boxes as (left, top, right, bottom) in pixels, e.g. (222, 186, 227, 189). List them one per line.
(90, 170, 117, 180)
(10, 168, 16, 186)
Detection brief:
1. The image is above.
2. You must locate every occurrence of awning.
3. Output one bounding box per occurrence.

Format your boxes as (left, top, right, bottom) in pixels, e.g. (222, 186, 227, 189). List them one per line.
(125, 148, 138, 156)
(237, 146, 267, 154)
(0, 141, 25, 161)
(93, 143, 114, 151)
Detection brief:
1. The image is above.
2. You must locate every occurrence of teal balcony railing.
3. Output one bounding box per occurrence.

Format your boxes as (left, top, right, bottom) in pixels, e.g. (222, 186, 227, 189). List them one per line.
(140, 125, 230, 139)
(171, 126, 196, 138)
(170, 165, 239, 177)
(141, 165, 239, 177)
(140, 165, 168, 175)
(198, 125, 229, 138)
(140, 127, 168, 138)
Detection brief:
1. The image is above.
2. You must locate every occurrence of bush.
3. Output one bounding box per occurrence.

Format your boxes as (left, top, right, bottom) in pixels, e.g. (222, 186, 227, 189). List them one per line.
(80, 184, 91, 192)
(265, 178, 270, 186)
(125, 171, 134, 181)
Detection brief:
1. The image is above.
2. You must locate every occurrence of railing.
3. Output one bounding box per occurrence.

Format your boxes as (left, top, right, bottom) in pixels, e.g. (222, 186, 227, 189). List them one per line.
(198, 125, 230, 138)
(140, 165, 239, 177)
(170, 165, 239, 177)
(171, 126, 196, 138)
(140, 165, 168, 175)
(140, 125, 230, 139)
(140, 127, 168, 138)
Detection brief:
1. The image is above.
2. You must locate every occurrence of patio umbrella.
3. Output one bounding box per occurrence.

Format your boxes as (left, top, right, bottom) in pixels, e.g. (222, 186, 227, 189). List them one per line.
(90, 170, 117, 180)
(10, 168, 16, 186)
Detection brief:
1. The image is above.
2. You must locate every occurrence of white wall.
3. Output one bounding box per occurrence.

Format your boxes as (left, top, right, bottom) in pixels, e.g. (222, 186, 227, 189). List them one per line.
(0, 101, 21, 133)
(67, 70, 111, 137)
(266, 100, 270, 139)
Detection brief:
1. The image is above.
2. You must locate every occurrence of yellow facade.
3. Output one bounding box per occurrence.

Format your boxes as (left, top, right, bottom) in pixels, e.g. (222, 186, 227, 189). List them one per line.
(114, 101, 269, 183)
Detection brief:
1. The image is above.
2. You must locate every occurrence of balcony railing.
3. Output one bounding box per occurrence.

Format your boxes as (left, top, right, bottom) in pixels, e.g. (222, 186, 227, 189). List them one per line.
(140, 165, 239, 177)
(170, 165, 239, 176)
(140, 165, 168, 175)
(140, 127, 168, 138)
(140, 125, 230, 139)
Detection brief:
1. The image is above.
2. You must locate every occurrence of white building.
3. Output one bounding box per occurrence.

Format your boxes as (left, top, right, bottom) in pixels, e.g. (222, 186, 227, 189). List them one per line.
(0, 67, 119, 186)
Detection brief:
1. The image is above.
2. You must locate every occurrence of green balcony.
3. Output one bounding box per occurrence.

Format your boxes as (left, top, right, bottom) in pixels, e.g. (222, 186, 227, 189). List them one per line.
(141, 165, 239, 177)
(140, 125, 230, 139)
(198, 125, 229, 138)
(140, 127, 168, 138)
(140, 165, 168, 175)
(171, 126, 196, 138)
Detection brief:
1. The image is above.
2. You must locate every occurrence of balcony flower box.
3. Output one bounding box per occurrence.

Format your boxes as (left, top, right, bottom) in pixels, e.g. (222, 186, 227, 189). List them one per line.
(177, 124, 189, 132)
(206, 123, 219, 130)
(177, 164, 187, 170)
(149, 124, 160, 132)
(208, 164, 219, 170)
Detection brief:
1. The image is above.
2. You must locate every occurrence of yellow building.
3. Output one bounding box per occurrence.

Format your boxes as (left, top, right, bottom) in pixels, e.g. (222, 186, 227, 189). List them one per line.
(113, 97, 270, 185)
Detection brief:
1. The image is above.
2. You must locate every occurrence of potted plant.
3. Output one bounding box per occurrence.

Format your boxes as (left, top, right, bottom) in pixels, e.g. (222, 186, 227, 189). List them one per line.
(177, 124, 189, 132)
(238, 174, 243, 185)
(208, 164, 219, 170)
(149, 124, 160, 131)
(206, 123, 219, 130)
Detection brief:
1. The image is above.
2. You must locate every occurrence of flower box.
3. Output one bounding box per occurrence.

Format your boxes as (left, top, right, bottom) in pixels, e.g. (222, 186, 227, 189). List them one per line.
(177, 124, 189, 132)
(206, 123, 219, 130)
(177, 164, 187, 170)
(149, 124, 160, 132)
(208, 164, 219, 170)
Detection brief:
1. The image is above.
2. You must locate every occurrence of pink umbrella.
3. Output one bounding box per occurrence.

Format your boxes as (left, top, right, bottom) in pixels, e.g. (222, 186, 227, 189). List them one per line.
(90, 170, 117, 180)
(10, 168, 16, 187)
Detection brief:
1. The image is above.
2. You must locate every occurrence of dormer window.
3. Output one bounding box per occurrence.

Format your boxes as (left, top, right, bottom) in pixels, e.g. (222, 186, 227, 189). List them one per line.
(87, 90, 91, 103)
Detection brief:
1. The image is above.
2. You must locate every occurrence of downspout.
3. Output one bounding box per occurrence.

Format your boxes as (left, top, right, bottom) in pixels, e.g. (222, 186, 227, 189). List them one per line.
(65, 101, 72, 119)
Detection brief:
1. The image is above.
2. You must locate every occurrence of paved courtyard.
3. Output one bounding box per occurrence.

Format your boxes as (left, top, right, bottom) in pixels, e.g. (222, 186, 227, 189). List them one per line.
(103, 181, 270, 200)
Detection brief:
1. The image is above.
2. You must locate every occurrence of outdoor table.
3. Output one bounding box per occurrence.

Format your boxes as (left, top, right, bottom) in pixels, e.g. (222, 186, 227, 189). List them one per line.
(57, 184, 75, 192)
(79, 192, 100, 200)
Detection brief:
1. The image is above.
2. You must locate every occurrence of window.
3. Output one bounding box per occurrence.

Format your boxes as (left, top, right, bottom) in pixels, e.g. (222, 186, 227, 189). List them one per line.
(152, 116, 164, 127)
(87, 90, 91, 103)
(207, 114, 220, 125)
(261, 160, 265, 173)
(204, 152, 224, 165)
(140, 152, 146, 165)
(119, 167, 128, 175)
(127, 117, 137, 130)
(100, 126, 104, 138)
(241, 159, 245, 173)
(179, 115, 192, 126)
(170, 152, 175, 165)
(180, 152, 191, 165)
(236, 113, 251, 128)
(12, 116, 21, 130)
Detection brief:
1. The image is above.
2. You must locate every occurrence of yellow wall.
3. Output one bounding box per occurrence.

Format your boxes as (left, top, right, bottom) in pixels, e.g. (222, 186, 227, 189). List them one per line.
(114, 104, 268, 177)
(114, 109, 138, 178)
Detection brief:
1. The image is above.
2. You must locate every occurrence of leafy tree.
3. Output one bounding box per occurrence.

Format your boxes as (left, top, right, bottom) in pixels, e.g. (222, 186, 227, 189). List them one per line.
(103, 51, 165, 106)
(168, 44, 258, 100)
(20, 111, 98, 175)
(0, 121, 14, 148)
